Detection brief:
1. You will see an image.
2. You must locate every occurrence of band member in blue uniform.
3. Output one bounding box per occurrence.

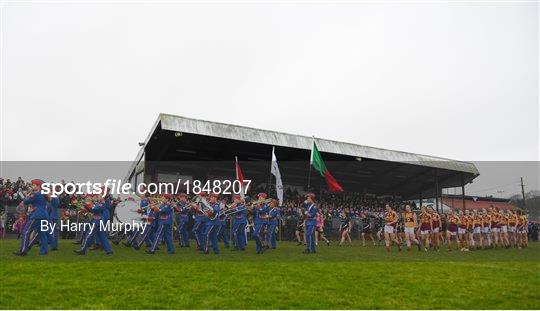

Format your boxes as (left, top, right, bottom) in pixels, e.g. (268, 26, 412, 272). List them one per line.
(14, 179, 50, 256)
(140, 194, 150, 211)
(147, 195, 175, 254)
(133, 197, 158, 250)
(47, 194, 61, 250)
(91, 187, 111, 250)
(253, 193, 269, 254)
(73, 198, 93, 245)
(192, 193, 208, 251)
(175, 193, 190, 247)
(75, 198, 113, 255)
(303, 193, 318, 254)
(267, 199, 281, 249)
(122, 196, 148, 247)
(123, 204, 145, 247)
(203, 193, 221, 254)
(216, 206, 230, 248)
(229, 195, 247, 251)
(101, 188, 111, 234)
(73, 196, 92, 245)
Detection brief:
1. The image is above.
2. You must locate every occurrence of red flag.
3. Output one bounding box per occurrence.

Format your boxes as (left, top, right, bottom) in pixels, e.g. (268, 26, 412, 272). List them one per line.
(235, 156, 246, 199)
(311, 141, 344, 193)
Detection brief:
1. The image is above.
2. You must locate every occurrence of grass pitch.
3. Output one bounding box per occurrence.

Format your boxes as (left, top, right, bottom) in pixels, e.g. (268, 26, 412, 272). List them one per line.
(0, 239, 539, 309)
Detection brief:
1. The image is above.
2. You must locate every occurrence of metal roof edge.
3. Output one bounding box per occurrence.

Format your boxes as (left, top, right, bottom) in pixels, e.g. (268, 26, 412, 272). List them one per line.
(157, 113, 479, 175)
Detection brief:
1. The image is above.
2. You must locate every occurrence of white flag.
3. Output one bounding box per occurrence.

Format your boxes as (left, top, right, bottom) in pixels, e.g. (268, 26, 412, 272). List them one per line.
(271, 147, 284, 205)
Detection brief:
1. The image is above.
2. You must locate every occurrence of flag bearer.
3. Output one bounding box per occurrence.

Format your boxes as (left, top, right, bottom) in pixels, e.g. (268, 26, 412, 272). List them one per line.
(303, 193, 318, 254)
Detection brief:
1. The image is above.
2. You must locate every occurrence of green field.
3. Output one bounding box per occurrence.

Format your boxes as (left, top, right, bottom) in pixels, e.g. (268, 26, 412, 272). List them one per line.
(0, 239, 539, 309)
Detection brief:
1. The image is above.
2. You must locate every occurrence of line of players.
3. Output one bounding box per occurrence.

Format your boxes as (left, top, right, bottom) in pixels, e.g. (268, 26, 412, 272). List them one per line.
(379, 204, 529, 252)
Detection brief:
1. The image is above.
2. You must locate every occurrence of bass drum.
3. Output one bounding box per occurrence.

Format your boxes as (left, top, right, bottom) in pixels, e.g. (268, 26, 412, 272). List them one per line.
(114, 199, 143, 224)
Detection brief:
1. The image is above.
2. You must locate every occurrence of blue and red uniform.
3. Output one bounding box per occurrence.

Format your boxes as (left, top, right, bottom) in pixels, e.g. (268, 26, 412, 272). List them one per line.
(204, 203, 221, 254)
(304, 202, 318, 253)
(78, 202, 113, 254)
(176, 201, 190, 247)
(231, 204, 247, 250)
(47, 197, 60, 250)
(217, 211, 230, 248)
(267, 206, 280, 249)
(192, 204, 207, 250)
(149, 202, 175, 254)
(18, 191, 49, 255)
(133, 206, 157, 249)
(253, 204, 269, 254)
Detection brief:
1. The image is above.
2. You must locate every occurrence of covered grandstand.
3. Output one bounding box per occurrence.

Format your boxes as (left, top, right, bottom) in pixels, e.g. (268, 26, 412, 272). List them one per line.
(126, 113, 480, 205)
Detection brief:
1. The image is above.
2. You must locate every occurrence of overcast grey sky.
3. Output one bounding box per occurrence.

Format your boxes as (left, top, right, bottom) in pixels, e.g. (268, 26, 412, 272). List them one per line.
(1, 1, 539, 195)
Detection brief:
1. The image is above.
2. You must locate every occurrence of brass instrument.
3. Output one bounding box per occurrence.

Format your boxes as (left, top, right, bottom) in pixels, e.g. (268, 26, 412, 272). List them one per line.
(224, 207, 252, 217)
(225, 201, 240, 209)
(191, 195, 218, 220)
(150, 196, 166, 205)
(222, 201, 243, 217)
(223, 198, 273, 217)
(73, 198, 94, 219)
(246, 198, 272, 208)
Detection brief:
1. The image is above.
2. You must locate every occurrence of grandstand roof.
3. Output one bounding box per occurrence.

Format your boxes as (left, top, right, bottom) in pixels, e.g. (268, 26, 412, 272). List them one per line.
(127, 113, 480, 199)
(148, 114, 477, 172)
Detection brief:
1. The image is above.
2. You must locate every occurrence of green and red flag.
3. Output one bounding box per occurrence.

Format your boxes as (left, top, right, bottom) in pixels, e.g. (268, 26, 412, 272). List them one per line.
(310, 141, 344, 193)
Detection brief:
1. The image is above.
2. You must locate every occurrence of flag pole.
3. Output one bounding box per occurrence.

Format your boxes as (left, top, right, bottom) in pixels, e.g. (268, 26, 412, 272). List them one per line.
(266, 147, 274, 194)
(307, 166, 312, 192)
(307, 137, 314, 191)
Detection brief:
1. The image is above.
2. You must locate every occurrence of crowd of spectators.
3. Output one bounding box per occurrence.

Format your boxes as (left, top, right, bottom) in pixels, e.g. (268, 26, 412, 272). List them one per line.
(0, 177, 120, 238)
(0, 177, 29, 206)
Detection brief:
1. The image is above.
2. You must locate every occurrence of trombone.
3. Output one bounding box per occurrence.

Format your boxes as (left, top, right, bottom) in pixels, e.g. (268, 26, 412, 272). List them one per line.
(222, 198, 272, 217)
